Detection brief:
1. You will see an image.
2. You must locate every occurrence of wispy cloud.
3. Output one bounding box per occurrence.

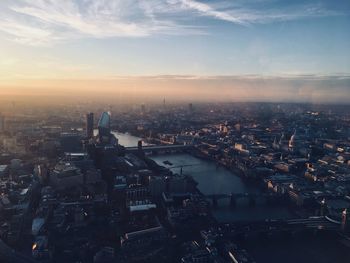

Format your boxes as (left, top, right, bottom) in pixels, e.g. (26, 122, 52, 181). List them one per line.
(176, 0, 247, 25)
(0, 0, 342, 46)
(0, 0, 204, 45)
(173, 0, 340, 24)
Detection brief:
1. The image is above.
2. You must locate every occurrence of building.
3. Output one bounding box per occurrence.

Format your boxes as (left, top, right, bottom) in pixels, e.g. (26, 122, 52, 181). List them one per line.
(121, 208, 165, 255)
(97, 112, 115, 144)
(149, 176, 166, 197)
(0, 114, 5, 132)
(50, 162, 84, 190)
(188, 103, 193, 113)
(0, 165, 9, 178)
(32, 235, 49, 260)
(59, 132, 82, 153)
(2, 137, 26, 154)
(86, 113, 94, 139)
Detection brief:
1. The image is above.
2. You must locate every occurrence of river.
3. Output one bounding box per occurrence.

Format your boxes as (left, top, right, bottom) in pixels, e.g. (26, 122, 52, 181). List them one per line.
(112, 131, 293, 222)
(111, 131, 149, 147)
(115, 132, 350, 262)
(94, 130, 148, 147)
(151, 153, 294, 222)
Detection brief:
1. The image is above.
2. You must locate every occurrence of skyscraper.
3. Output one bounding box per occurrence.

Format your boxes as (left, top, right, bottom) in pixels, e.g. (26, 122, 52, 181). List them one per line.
(98, 112, 111, 140)
(0, 114, 5, 132)
(86, 113, 94, 139)
(188, 103, 193, 113)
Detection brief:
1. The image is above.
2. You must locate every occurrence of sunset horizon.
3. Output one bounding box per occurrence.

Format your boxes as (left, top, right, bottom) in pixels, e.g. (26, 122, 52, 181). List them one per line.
(1, 0, 349, 104)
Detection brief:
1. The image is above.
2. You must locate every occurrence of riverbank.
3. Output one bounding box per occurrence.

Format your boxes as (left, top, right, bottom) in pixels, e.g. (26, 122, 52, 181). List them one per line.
(151, 153, 296, 223)
(112, 132, 295, 222)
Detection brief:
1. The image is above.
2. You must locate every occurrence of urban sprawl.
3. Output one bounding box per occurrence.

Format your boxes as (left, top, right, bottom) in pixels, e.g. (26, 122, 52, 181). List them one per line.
(0, 102, 350, 262)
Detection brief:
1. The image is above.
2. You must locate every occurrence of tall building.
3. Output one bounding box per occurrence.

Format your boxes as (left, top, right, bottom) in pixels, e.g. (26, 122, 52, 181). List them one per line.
(188, 103, 193, 113)
(0, 114, 5, 132)
(162, 98, 166, 111)
(97, 111, 118, 146)
(86, 112, 94, 139)
(98, 112, 111, 137)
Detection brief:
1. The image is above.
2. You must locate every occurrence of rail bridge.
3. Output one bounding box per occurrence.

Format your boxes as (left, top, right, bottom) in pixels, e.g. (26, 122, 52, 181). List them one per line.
(286, 216, 340, 230)
(220, 216, 342, 240)
(205, 193, 283, 207)
(125, 144, 193, 154)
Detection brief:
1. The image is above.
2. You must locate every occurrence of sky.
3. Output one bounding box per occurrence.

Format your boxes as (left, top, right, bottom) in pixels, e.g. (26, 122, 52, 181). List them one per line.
(0, 0, 349, 103)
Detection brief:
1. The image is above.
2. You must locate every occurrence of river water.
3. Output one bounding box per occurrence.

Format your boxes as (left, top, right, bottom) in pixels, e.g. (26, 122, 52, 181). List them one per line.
(151, 153, 294, 222)
(113, 132, 293, 222)
(94, 130, 148, 147)
(111, 131, 148, 147)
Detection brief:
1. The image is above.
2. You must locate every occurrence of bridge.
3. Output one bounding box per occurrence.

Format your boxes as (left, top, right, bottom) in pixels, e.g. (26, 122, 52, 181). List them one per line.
(286, 216, 340, 230)
(125, 144, 193, 154)
(219, 216, 342, 241)
(205, 193, 284, 207)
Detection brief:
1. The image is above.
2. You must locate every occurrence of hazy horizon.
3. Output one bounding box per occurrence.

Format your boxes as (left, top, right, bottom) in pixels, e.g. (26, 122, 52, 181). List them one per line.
(0, 0, 349, 104)
(0, 74, 349, 104)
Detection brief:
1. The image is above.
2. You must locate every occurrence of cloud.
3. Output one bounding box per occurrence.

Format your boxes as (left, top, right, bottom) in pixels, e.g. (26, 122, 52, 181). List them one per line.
(0, 0, 204, 45)
(11, 1, 153, 38)
(176, 0, 247, 25)
(0, 17, 54, 45)
(173, 0, 340, 25)
(0, 0, 342, 46)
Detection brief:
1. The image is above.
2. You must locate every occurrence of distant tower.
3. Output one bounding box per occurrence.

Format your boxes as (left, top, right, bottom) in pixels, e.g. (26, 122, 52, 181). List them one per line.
(0, 114, 5, 132)
(86, 113, 94, 139)
(163, 98, 166, 109)
(188, 103, 193, 113)
(141, 103, 146, 114)
(279, 132, 285, 145)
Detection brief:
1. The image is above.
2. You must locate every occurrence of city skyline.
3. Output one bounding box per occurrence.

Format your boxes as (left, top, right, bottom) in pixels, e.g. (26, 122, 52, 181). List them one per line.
(1, 75, 350, 104)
